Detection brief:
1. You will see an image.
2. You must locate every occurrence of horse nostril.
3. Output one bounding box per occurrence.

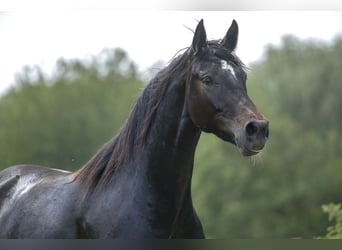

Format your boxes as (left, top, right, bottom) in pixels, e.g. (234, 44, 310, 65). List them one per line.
(245, 121, 259, 137)
(245, 120, 269, 139)
(264, 124, 269, 139)
(259, 120, 269, 139)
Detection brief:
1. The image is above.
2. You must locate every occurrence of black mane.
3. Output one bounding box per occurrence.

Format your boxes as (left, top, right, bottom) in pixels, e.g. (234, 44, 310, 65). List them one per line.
(74, 50, 190, 195)
(73, 40, 244, 195)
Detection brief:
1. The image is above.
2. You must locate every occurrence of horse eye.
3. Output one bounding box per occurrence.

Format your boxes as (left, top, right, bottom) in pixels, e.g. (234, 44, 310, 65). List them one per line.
(201, 76, 213, 84)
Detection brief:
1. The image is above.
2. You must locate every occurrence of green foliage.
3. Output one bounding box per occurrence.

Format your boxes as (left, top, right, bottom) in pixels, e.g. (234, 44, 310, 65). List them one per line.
(0, 48, 142, 170)
(320, 203, 342, 239)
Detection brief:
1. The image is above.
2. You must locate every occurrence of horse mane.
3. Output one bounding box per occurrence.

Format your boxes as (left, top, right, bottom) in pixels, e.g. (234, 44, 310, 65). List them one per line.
(73, 49, 190, 195)
(73, 40, 243, 196)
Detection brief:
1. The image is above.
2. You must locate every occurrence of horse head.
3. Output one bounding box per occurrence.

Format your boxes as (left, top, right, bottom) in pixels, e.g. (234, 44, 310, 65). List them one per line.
(187, 20, 269, 156)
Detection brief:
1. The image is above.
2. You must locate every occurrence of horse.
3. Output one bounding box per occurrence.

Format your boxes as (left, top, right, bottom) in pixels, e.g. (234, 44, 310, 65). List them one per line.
(0, 19, 269, 238)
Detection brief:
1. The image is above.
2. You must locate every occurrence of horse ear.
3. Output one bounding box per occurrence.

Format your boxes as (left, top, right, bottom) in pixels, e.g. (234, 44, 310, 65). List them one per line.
(221, 19, 239, 51)
(191, 19, 207, 54)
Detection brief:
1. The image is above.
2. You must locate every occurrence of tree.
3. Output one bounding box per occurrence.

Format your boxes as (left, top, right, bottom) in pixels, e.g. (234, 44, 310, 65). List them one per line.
(0, 48, 142, 171)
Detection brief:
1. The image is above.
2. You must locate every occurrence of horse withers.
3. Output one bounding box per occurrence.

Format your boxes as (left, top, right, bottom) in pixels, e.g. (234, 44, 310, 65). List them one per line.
(0, 19, 268, 238)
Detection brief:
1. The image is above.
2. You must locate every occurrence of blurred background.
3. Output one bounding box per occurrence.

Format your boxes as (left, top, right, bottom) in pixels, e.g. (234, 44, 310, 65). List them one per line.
(1, 11, 342, 238)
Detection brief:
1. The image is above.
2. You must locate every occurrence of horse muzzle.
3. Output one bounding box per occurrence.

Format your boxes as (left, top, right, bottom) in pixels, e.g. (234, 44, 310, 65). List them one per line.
(235, 119, 269, 156)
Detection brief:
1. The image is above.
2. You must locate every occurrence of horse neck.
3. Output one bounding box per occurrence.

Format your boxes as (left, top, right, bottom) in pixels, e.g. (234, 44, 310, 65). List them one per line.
(141, 76, 201, 207)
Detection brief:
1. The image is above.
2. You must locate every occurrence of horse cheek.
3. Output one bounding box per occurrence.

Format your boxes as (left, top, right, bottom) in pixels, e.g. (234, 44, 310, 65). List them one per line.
(188, 83, 216, 131)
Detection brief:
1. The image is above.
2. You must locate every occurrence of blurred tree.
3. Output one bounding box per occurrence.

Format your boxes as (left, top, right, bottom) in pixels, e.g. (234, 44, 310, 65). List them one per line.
(0, 48, 142, 170)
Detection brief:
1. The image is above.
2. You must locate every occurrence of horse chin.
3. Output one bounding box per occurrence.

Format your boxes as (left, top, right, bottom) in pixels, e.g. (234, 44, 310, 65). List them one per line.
(237, 145, 260, 157)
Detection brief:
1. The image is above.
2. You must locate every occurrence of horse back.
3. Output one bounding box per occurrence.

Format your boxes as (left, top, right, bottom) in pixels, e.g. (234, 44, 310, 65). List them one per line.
(0, 165, 79, 238)
(0, 164, 71, 202)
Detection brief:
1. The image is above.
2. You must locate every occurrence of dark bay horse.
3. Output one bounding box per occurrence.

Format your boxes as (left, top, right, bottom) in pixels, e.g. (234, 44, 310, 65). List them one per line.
(0, 19, 269, 238)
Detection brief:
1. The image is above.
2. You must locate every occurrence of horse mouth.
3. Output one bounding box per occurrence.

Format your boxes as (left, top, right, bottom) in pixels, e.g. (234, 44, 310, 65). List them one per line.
(216, 132, 261, 156)
(213, 115, 267, 156)
(237, 145, 261, 156)
(235, 137, 265, 156)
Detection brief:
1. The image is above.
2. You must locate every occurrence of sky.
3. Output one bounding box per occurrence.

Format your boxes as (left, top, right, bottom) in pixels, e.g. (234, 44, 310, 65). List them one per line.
(0, 11, 342, 94)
